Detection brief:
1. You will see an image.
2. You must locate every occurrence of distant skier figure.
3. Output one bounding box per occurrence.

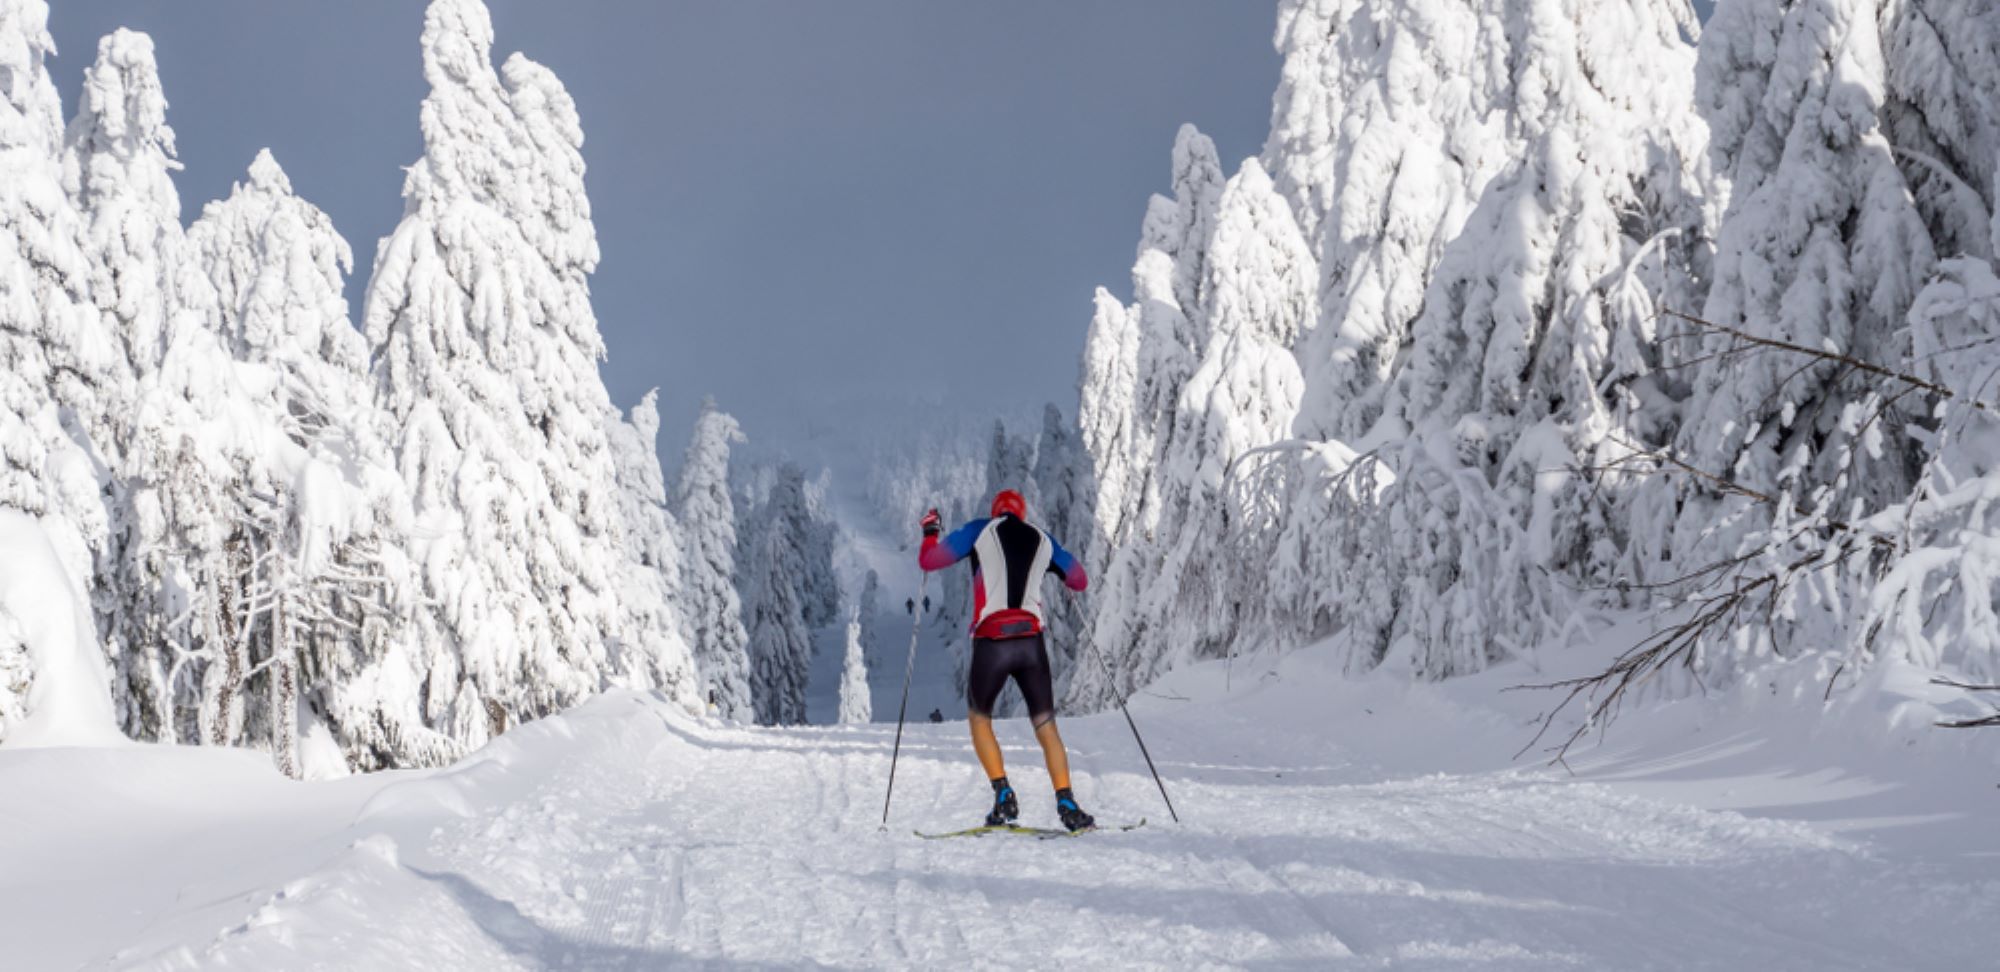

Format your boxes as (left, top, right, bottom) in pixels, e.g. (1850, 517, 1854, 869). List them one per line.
(922, 595, 931, 614)
(919, 489, 1094, 831)
(928, 709, 944, 724)
(906, 598, 915, 616)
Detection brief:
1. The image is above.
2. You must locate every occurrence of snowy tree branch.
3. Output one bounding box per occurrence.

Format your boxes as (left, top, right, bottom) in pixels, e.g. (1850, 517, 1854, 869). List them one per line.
(1661, 309, 1997, 416)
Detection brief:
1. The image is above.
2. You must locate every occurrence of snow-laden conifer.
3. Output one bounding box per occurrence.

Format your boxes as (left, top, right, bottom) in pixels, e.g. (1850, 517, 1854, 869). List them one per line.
(1868, 247, 2000, 682)
(737, 484, 814, 726)
(1676, 0, 1933, 536)
(184, 149, 433, 774)
(64, 29, 217, 383)
(0, 0, 111, 736)
(1073, 160, 1314, 704)
(189, 150, 366, 382)
(363, 0, 677, 745)
(1351, 0, 1709, 678)
(837, 612, 871, 725)
(0, 0, 114, 664)
(1072, 0, 1719, 704)
(1880, 0, 2000, 265)
(1078, 126, 1224, 561)
(1071, 128, 1228, 705)
(1029, 404, 1087, 679)
(674, 398, 753, 720)
(65, 28, 293, 750)
(604, 391, 703, 710)
(1566, 0, 1984, 697)
(857, 569, 883, 669)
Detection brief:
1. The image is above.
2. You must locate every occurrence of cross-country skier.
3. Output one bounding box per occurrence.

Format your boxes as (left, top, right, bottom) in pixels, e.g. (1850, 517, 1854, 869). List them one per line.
(919, 489, 1094, 831)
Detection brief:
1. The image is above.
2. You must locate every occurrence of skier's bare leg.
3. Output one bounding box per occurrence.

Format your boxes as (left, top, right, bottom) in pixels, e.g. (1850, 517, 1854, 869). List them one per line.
(969, 712, 1006, 780)
(1033, 716, 1071, 791)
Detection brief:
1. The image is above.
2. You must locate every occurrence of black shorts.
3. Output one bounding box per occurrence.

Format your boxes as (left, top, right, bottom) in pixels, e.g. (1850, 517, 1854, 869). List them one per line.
(967, 634, 1056, 723)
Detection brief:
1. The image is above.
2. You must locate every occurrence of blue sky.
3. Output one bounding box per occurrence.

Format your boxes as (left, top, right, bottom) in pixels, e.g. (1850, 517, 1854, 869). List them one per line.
(49, 2, 1279, 452)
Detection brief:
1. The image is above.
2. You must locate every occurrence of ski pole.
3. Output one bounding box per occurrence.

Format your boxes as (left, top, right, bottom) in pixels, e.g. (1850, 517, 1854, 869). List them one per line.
(880, 572, 930, 829)
(1068, 590, 1180, 824)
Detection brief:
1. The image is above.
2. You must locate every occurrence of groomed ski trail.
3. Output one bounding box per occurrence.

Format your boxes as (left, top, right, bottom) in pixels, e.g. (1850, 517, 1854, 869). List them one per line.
(32, 655, 1991, 972)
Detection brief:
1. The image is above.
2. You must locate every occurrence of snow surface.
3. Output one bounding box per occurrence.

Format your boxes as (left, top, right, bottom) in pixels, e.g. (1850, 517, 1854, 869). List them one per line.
(0, 509, 121, 747)
(6, 640, 1996, 970)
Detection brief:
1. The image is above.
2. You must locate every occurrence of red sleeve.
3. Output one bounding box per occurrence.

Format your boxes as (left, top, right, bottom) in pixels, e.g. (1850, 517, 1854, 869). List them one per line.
(920, 519, 981, 571)
(919, 534, 958, 571)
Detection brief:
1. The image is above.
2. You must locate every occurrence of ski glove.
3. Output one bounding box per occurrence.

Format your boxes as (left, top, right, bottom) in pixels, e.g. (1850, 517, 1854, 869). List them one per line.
(921, 508, 942, 538)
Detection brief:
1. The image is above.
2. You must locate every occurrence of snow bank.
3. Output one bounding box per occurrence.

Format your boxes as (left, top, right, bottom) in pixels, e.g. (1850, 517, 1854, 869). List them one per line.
(0, 510, 122, 748)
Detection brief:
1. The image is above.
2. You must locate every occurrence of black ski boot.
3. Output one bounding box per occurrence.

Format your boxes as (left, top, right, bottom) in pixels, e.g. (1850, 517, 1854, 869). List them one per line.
(1055, 787, 1095, 832)
(985, 776, 1019, 827)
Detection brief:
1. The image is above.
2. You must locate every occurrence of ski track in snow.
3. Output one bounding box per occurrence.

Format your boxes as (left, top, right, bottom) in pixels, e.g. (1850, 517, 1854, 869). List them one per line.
(24, 677, 1989, 972)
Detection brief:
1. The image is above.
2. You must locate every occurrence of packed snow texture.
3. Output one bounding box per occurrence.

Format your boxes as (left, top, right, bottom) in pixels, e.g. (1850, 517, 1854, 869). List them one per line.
(4, 644, 1996, 969)
(0, 510, 121, 747)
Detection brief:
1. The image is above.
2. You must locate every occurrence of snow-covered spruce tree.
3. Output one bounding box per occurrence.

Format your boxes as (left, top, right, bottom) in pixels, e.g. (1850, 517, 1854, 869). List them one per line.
(1071, 0, 1721, 704)
(65, 29, 215, 383)
(1029, 405, 1084, 550)
(1069, 127, 1227, 707)
(1071, 159, 1315, 707)
(66, 28, 297, 750)
(736, 489, 814, 726)
(1261, 0, 1697, 441)
(837, 611, 871, 725)
(1078, 126, 1225, 563)
(1879, 0, 1999, 268)
(863, 418, 990, 538)
(1868, 212, 2000, 684)
(365, 0, 695, 748)
(0, 0, 119, 740)
(857, 568, 883, 668)
(1610, 0, 1944, 689)
(1328, 0, 1709, 679)
(673, 398, 752, 719)
(603, 390, 703, 706)
(798, 470, 842, 632)
(184, 149, 441, 775)
(189, 150, 367, 383)
(741, 461, 840, 636)
(984, 420, 1034, 501)
(1028, 403, 1088, 681)
(1676, 0, 1932, 517)
(1693, 3, 2000, 695)
(502, 49, 693, 704)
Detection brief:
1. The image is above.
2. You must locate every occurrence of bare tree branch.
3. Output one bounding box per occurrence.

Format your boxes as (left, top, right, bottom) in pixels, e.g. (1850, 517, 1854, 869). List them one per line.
(1661, 308, 1996, 415)
(1931, 676, 2000, 692)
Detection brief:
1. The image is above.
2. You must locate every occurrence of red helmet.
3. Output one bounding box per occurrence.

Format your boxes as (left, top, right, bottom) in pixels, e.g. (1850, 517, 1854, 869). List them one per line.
(990, 489, 1026, 519)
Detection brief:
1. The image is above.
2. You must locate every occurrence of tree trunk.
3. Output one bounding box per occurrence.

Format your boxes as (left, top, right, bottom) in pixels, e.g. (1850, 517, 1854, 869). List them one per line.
(271, 595, 299, 779)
